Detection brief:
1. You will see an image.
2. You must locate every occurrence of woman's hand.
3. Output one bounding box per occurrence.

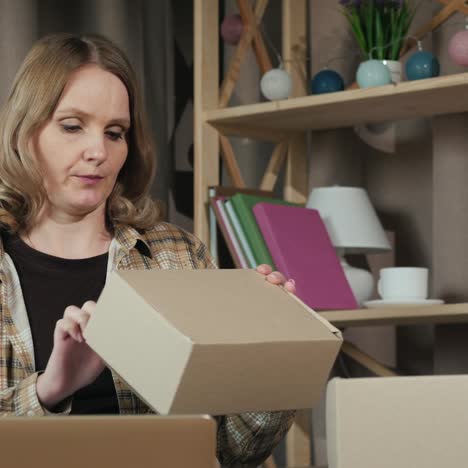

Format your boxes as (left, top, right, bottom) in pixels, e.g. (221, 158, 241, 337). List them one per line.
(256, 264, 296, 293)
(36, 301, 105, 410)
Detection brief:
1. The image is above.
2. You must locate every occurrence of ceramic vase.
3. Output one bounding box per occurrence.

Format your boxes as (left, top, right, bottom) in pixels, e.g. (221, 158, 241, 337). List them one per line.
(381, 59, 402, 83)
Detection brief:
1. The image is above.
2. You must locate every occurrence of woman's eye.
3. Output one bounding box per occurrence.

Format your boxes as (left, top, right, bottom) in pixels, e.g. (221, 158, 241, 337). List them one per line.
(106, 131, 125, 141)
(62, 125, 81, 133)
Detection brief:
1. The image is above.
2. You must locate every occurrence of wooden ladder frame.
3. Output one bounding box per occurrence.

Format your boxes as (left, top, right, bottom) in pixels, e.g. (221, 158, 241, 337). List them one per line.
(194, 0, 308, 248)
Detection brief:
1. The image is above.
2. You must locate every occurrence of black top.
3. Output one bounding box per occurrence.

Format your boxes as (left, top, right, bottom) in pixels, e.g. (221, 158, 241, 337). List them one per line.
(3, 233, 119, 414)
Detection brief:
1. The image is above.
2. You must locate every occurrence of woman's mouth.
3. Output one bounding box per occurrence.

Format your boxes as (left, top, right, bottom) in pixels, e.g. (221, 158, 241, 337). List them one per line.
(75, 175, 104, 185)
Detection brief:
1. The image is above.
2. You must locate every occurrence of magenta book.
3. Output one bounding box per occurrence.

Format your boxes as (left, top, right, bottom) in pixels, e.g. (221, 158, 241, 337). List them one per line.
(253, 202, 358, 310)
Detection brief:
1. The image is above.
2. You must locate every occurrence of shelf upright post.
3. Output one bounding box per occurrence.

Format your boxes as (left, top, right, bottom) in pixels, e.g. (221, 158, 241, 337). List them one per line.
(194, 0, 221, 245)
(282, 0, 309, 205)
(282, 5, 312, 467)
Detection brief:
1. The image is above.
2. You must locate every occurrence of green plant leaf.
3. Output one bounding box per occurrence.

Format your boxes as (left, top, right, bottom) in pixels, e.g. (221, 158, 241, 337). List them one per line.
(391, 13, 406, 60)
(375, 10, 384, 60)
(364, 1, 374, 56)
(340, 0, 420, 61)
(344, 7, 368, 55)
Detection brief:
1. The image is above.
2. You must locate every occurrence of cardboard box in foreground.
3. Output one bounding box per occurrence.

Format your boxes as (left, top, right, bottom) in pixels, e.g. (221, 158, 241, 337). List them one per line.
(326, 375, 468, 468)
(84, 269, 342, 415)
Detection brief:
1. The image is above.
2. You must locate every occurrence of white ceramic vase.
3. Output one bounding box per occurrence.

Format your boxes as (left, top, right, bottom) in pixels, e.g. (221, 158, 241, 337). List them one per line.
(382, 60, 402, 84)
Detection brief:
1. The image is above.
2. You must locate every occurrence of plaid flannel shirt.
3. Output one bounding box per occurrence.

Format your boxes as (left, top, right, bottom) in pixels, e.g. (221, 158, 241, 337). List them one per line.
(0, 221, 294, 466)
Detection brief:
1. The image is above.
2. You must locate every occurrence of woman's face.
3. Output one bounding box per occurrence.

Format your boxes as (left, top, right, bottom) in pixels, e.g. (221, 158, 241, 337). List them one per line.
(30, 64, 130, 219)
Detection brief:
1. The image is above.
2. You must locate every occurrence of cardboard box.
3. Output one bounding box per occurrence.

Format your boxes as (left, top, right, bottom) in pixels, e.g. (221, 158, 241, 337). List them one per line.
(84, 269, 342, 415)
(326, 375, 468, 468)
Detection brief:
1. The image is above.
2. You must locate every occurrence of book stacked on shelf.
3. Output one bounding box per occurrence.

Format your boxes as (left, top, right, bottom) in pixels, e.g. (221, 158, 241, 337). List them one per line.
(208, 186, 273, 268)
(208, 186, 358, 311)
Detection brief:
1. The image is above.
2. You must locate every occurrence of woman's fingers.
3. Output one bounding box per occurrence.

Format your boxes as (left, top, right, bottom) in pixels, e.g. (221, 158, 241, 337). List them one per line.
(257, 265, 297, 293)
(62, 304, 93, 342)
(256, 264, 284, 283)
(284, 279, 296, 293)
(80, 301, 96, 339)
(256, 264, 272, 276)
(81, 300, 96, 316)
(64, 305, 90, 329)
(56, 317, 83, 343)
(266, 271, 286, 285)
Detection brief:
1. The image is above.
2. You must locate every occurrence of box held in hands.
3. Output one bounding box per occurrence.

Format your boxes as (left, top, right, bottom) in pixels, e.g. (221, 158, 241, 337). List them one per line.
(84, 269, 342, 415)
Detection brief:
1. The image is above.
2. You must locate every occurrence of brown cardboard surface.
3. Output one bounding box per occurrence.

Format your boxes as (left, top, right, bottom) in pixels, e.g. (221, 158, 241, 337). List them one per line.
(0, 415, 217, 468)
(84, 269, 342, 415)
(326, 376, 468, 468)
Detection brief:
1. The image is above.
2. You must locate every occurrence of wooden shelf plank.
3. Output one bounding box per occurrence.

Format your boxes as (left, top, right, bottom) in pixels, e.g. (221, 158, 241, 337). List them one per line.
(205, 72, 468, 141)
(319, 303, 468, 328)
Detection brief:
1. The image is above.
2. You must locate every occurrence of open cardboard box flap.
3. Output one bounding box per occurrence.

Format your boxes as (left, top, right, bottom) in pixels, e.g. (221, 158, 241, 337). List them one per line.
(84, 269, 342, 415)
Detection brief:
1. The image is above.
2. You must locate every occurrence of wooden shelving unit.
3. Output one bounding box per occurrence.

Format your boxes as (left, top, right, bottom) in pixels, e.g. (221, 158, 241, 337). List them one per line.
(320, 303, 468, 328)
(206, 72, 468, 141)
(194, 0, 468, 246)
(194, 2, 468, 467)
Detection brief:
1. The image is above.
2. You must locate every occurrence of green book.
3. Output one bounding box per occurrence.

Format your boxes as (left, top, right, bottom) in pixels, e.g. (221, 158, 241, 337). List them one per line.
(230, 193, 299, 269)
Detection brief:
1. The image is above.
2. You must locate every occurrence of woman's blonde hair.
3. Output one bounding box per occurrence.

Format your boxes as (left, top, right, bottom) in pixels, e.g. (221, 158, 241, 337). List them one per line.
(0, 32, 160, 233)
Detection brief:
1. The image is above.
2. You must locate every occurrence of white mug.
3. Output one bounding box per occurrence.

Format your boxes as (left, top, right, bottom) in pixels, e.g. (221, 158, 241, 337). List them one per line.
(377, 267, 428, 300)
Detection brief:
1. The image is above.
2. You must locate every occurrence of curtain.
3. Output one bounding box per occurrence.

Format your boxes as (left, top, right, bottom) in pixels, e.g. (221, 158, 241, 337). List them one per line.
(0, 0, 174, 213)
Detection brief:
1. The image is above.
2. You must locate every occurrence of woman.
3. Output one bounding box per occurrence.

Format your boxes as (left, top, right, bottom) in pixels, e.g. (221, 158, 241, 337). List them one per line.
(0, 33, 296, 466)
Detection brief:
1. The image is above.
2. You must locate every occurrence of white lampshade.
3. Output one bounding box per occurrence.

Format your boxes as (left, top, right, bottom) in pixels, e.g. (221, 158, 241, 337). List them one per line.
(306, 186, 390, 254)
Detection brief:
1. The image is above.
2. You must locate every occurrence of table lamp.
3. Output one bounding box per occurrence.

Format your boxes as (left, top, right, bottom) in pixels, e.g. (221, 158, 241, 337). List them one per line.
(306, 186, 391, 306)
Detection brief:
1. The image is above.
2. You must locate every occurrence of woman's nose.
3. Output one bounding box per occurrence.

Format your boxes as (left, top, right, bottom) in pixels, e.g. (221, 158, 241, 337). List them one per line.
(83, 137, 107, 163)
